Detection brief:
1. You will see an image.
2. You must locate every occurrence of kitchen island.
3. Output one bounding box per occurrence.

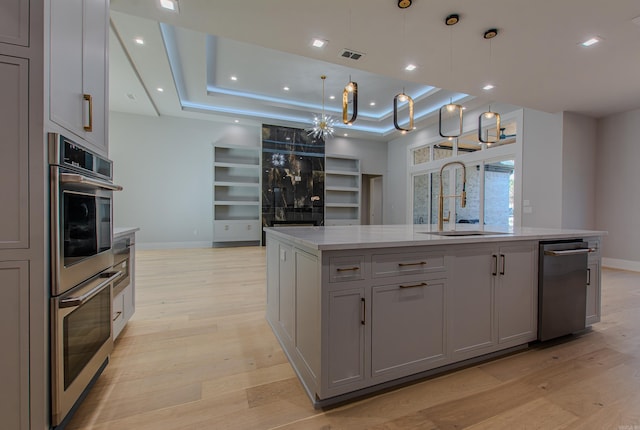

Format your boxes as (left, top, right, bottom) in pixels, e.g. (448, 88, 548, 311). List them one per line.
(264, 225, 605, 407)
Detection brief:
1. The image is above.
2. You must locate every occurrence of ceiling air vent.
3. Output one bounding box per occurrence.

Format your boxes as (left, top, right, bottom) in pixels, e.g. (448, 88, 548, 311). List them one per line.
(340, 49, 365, 60)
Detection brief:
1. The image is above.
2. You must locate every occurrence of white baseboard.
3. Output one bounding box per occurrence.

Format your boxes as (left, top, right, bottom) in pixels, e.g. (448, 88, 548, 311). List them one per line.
(602, 257, 640, 273)
(136, 241, 212, 250)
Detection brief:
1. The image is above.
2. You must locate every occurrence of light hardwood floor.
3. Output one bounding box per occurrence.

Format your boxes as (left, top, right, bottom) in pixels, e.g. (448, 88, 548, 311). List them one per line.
(66, 247, 640, 430)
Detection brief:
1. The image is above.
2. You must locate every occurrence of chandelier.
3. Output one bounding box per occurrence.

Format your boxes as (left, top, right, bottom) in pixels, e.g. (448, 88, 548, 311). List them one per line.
(307, 75, 335, 139)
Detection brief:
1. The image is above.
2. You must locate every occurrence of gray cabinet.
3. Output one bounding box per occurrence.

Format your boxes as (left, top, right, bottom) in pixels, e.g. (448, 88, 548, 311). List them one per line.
(449, 242, 537, 359)
(449, 246, 495, 358)
(0, 261, 30, 430)
(371, 279, 446, 380)
(495, 243, 538, 344)
(328, 287, 366, 389)
(0, 0, 29, 46)
(112, 230, 137, 340)
(0, 55, 29, 249)
(50, 0, 109, 154)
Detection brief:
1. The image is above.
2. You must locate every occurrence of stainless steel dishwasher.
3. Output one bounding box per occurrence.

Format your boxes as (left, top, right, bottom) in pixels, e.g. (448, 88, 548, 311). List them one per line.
(538, 240, 591, 341)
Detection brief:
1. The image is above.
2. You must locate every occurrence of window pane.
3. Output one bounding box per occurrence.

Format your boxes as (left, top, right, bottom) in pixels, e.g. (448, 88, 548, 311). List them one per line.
(484, 160, 514, 227)
(433, 142, 453, 160)
(455, 165, 480, 224)
(430, 170, 449, 224)
(413, 173, 429, 224)
(413, 146, 430, 165)
(488, 119, 517, 148)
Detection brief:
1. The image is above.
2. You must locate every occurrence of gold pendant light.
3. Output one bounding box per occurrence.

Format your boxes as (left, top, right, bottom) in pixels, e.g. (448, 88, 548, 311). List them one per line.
(394, 91, 414, 133)
(342, 79, 358, 125)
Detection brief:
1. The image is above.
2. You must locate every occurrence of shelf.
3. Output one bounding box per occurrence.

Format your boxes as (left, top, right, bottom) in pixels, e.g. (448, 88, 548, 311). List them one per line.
(213, 143, 261, 243)
(325, 186, 359, 192)
(324, 155, 361, 225)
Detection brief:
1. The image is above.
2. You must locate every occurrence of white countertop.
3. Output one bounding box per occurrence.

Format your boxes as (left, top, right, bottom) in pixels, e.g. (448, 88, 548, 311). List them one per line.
(114, 227, 140, 238)
(263, 225, 606, 251)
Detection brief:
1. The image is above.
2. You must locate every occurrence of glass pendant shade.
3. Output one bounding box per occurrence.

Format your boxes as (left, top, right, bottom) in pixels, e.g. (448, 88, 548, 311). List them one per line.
(393, 92, 414, 133)
(342, 81, 358, 125)
(439, 103, 463, 138)
(478, 110, 501, 143)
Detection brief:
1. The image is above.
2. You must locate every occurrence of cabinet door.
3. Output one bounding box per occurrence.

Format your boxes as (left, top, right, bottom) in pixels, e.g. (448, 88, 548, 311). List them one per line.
(0, 261, 29, 430)
(81, 0, 108, 150)
(449, 246, 494, 357)
(327, 288, 365, 389)
(496, 244, 537, 344)
(0, 56, 29, 249)
(371, 279, 446, 380)
(0, 0, 29, 46)
(586, 261, 601, 325)
(50, 0, 84, 136)
(50, 0, 108, 152)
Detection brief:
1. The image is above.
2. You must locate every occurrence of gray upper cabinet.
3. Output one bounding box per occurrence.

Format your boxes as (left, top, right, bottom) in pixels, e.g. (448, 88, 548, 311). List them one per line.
(0, 55, 29, 249)
(0, 0, 29, 46)
(50, 0, 109, 154)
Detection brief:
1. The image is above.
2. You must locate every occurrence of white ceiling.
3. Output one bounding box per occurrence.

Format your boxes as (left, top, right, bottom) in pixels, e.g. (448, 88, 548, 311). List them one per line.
(109, 0, 640, 140)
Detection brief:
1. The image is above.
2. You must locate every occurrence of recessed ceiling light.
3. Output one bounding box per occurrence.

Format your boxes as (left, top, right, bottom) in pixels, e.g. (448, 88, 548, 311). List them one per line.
(462, 106, 467, 110)
(134, 38, 144, 45)
(483, 84, 495, 90)
(405, 64, 417, 71)
(234, 119, 239, 123)
(343, 133, 348, 137)
(370, 101, 376, 106)
(160, 0, 179, 12)
(156, 87, 164, 92)
(230, 76, 238, 81)
(312, 38, 328, 48)
(283, 86, 290, 91)
(329, 95, 335, 100)
(580, 37, 601, 47)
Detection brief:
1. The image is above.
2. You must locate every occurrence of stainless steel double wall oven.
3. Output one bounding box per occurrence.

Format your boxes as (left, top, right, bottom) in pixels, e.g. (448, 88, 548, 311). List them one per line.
(49, 133, 122, 427)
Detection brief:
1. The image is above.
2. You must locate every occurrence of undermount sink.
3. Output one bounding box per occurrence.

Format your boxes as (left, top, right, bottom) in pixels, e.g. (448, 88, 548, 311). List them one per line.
(423, 230, 509, 237)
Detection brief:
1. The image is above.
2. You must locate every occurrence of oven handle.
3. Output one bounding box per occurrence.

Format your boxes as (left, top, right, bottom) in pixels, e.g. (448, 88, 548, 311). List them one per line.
(60, 173, 123, 191)
(60, 271, 122, 308)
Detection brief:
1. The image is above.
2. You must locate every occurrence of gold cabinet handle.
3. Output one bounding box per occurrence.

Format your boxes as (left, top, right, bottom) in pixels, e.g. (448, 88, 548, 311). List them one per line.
(399, 282, 428, 289)
(398, 261, 427, 267)
(336, 266, 360, 272)
(83, 93, 93, 132)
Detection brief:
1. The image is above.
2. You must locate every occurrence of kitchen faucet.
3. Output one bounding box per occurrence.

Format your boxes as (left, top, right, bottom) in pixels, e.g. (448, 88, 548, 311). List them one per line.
(438, 161, 467, 231)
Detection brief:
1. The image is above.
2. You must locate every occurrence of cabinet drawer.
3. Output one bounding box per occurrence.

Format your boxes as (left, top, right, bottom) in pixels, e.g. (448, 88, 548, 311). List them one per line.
(372, 251, 446, 279)
(329, 255, 366, 283)
(214, 220, 261, 241)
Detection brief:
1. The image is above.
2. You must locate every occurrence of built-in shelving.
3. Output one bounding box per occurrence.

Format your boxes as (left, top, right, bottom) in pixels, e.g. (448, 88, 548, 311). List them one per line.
(213, 144, 261, 245)
(325, 155, 361, 226)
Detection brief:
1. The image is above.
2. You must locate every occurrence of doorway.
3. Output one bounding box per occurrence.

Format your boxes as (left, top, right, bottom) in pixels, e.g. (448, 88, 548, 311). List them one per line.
(362, 174, 383, 225)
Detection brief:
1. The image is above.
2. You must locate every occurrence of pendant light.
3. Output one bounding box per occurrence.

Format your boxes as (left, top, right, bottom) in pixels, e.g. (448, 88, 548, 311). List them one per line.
(343, 78, 358, 125)
(478, 28, 500, 144)
(307, 75, 335, 140)
(439, 14, 463, 138)
(394, 9, 414, 133)
(478, 108, 501, 144)
(394, 90, 414, 133)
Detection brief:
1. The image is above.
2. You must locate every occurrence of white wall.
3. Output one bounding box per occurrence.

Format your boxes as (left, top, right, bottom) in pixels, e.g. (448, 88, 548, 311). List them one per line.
(109, 112, 260, 248)
(596, 108, 640, 270)
(561, 112, 597, 229)
(326, 136, 387, 175)
(520, 109, 564, 228)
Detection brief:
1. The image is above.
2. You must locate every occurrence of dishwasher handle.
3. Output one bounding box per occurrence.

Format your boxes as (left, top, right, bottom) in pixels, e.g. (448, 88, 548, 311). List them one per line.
(544, 248, 596, 257)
